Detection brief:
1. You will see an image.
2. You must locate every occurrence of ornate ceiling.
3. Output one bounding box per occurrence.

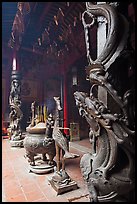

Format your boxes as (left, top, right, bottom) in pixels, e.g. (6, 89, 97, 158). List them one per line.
(2, 2, 86, 53)
(2, 2, 17, 43)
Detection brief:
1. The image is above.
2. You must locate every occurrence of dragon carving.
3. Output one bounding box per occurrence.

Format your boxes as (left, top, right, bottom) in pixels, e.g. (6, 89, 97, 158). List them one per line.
(74, 2, 135, 202)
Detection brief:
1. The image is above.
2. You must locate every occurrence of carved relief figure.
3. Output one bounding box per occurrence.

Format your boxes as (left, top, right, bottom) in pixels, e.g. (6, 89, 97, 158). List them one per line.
(9, 79, 21, 105)
(9, 77, 23, 142)
(9, 103, 23, 141)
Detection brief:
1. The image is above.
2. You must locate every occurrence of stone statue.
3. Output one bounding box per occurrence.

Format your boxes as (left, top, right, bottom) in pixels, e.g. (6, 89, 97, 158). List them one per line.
(30, 101, 36, 127)
(45, 113, 54, 138)
(49, 96, 79, 194)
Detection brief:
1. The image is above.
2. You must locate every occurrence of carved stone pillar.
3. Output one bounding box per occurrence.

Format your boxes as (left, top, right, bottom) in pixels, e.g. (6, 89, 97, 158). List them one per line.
(8, 3, 31, 147)
(9, 49, 23, 147)
(9, 56, 24, 147)
(74, 2, 135, 202)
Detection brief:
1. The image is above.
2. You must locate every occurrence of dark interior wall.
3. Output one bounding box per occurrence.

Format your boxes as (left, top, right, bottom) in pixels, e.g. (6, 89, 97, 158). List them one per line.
(43, 76, 61, 115)
(66, 56, 91, 139)
(20, 101, 31, 131)
(2, 44, 12, 120)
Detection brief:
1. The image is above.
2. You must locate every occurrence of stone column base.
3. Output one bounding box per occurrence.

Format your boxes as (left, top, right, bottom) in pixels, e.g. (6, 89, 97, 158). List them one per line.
(10, 139, 24, 147)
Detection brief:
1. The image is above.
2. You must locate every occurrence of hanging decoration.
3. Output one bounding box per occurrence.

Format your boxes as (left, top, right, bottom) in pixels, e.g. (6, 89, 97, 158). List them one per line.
(31, 3, 86, 63)
(74, 17, 77, 27)
(54, 7, 64, 26)
(54, 15, 58, 26)
(38, 38, 41, 46)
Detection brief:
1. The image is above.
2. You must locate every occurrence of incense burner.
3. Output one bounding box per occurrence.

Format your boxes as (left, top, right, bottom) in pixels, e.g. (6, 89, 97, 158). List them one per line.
(24, 115, 56, 173)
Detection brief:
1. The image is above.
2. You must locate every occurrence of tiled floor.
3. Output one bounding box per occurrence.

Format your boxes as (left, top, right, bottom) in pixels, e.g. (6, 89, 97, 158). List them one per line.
(2, 137, 91, 202)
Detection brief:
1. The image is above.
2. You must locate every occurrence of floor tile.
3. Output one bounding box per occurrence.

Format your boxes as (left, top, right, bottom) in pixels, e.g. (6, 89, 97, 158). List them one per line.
(6, 193, 27, 202)
(2, 138, 90, 202)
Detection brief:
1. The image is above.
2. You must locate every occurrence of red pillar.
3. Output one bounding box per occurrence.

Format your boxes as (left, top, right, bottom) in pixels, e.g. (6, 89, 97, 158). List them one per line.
(60, 62, 69, 136)
(63, 73, 69, 135)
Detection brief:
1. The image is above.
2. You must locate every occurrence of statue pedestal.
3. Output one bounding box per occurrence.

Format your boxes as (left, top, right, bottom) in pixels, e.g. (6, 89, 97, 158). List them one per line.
(10, 139, 24, 147)
(49, 179, 78, 195)
(48, 170, 78, 195)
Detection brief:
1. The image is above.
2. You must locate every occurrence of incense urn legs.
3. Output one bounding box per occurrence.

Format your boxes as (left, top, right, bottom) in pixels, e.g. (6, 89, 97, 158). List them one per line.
(24, 133, 56, 174)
